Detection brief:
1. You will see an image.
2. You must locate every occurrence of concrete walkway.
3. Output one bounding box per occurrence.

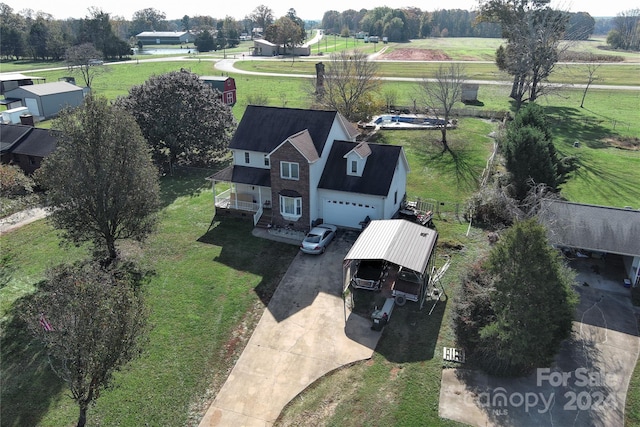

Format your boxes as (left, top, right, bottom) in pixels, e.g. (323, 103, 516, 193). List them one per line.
(199, 231, 381, 427)
(0, 207, 50, 235)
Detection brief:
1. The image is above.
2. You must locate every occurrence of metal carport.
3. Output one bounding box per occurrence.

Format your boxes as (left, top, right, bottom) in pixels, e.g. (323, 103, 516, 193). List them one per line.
(343, 219, 438, 309)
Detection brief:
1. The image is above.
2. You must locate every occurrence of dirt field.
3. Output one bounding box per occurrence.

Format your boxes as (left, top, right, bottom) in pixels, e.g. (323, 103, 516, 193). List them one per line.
(378, 48, 452, 61)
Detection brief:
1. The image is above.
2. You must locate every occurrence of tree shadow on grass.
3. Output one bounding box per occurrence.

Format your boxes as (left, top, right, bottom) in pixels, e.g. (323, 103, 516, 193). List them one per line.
(196, 216, 298, 308)
(563, 146, 639, 203)
(544, 106, 618, 150)
(1, 293, 67, 427)
(419, 139, 482, 193)
(375, 296, 447, 364)
(159, 163, 230, 209)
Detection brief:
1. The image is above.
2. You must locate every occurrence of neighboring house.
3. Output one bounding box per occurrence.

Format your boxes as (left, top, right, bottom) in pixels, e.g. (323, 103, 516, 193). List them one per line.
(251, 39, 311, 56)
(200, 76, 237, 106)
(4, 81, 84, 120)
(0, 123, 57, 174)
(210, 106, 410, 230)
(539, 199, 640, 287)
(136, 31, 192, 44)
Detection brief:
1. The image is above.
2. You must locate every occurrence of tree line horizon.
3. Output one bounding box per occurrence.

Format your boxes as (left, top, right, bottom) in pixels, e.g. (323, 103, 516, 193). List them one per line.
(3, 2, 638, 62)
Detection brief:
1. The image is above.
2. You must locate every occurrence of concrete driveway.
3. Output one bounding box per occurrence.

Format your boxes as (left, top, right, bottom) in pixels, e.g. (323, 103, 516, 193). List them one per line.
(199, 230, 381, 427)
(439, 283, 640, 426)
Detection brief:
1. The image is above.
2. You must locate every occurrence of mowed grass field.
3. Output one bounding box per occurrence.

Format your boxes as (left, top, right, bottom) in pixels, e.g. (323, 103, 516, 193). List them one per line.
(1, 37, 639, 426)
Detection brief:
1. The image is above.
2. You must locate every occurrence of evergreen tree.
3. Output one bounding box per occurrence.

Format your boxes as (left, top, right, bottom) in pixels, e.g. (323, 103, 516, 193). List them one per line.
(478, 219, 577, 375)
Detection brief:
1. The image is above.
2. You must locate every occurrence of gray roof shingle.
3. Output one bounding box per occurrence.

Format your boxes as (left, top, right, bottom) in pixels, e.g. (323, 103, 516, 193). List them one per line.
(229, 106, 339, 155)
(318, 140, 402, 196)
(540, 199, 640, 257)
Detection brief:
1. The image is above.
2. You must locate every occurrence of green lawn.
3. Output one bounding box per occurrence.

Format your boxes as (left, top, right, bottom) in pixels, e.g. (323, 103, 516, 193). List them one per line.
(232, 59, 640, 87)
(0, 168, 299, 426)
(2, 43, 639, 426)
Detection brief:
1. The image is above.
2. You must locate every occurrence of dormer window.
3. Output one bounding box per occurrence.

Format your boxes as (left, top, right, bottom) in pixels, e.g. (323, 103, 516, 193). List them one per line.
(264, 155, 270, 167)
(345, 142, 370, 177)
(244, 152, 250, 164)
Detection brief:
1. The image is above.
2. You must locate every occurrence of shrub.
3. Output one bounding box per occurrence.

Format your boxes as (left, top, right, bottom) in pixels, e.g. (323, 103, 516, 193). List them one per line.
(0, 164, 34, 197)
(465, 185, 522, 228)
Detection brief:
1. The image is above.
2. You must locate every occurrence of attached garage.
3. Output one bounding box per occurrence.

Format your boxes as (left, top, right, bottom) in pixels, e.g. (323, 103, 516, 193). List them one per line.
(321, 196, 380, 229)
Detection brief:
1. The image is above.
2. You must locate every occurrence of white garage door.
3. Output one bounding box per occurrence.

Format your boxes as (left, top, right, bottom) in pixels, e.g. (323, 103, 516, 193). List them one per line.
(322, 198, 378, 228)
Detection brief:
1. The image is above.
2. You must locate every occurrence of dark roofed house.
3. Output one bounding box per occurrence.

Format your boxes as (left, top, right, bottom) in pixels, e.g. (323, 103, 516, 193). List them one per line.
(0, 123, 57, 174)
(210, 106, 409, 231)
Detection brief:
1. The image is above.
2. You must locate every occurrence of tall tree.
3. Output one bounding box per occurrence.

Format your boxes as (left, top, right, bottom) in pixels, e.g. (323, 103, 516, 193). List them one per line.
(314, 49, 381, 122)
(265, 15, 304, 55)
(77, 9, 131, 59)
(249, 5, 274, 32)
(0, 3, 28, 60)
(479, 219, 577, 375)
(607, 8, 640, 50)
(116, 69, 236, 170)
(130, 7, 168, 36)
(418, 63, 465, 153)
(503, 103, 577, 200)
(22, 259, 150, 427)
(64, 43, 104, 88)
(37, 95, 160, 261)
(28, 17, 49, 59)
(479, 0, 567, 109)
(194, 29, 215, 52)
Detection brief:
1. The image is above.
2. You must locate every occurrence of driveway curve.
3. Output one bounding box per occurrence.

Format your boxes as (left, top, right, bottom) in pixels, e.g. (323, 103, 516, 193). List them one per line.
(199, 230, 381, 427)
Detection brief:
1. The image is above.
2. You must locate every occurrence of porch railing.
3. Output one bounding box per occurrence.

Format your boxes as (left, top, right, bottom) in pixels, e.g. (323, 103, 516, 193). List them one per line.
(215, 189, 259, 212)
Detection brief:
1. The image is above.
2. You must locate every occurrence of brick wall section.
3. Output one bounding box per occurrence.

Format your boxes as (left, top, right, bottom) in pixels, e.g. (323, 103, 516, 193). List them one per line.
(269, 142, 310, 230)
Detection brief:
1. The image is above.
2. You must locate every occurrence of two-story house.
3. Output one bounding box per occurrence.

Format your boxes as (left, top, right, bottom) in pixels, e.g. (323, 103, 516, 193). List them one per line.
(210, 106, 410, 231)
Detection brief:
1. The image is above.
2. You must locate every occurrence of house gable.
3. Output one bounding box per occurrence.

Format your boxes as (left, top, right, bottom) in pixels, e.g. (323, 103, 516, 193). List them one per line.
(344, 141, 372, 177)
(269, 129, 319, 164)
(200, 76, 237, 106)
(269, 138, 312, 227)
(318, 140, 404, 197)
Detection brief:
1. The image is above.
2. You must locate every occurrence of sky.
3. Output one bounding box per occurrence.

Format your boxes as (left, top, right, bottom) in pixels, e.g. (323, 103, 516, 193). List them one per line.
(4, 0, 637, 21)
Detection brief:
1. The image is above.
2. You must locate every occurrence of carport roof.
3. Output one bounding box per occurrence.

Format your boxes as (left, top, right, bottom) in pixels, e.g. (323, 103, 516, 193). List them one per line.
(540, 199, 640, 257)
(344, 219, 438, 274)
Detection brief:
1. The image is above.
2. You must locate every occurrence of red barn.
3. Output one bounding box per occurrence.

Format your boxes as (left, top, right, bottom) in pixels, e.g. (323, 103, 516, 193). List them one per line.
(200, 76, 237, 107)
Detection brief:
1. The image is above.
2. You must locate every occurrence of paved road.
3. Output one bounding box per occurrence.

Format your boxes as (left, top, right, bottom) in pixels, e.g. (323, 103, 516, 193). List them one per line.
(213, 57, 640, 91)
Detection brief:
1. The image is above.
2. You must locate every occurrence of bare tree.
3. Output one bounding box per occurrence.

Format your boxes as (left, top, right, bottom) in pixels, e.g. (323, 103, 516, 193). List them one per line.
(249, 4, 274, 33)
(64, 43, 105, 88)
(382, 88, 398, 113)
(479, 0, 568, 109)
(315, 50, 381, 122)
(580, 55, 603, 108)
(418, 63, 465, 153)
